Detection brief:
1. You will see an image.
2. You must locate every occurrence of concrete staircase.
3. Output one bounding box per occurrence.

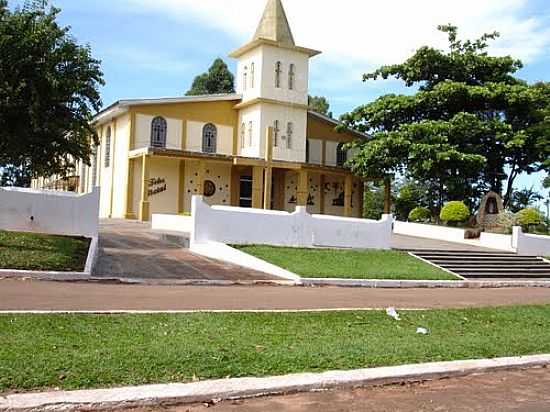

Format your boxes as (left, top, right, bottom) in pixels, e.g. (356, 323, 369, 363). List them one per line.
(410, 250, 550, 280)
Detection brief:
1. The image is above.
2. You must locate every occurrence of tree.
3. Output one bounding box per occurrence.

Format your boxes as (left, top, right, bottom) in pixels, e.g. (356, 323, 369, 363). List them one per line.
(308, 95, 332, 117)
(186, 58, 235, 96)
(0, 164, 31, 187)
(509, 187, 543, 213)
(544, 176, 550, 189)
(342, 25, 550, 209)
(0, 0, 104, 178)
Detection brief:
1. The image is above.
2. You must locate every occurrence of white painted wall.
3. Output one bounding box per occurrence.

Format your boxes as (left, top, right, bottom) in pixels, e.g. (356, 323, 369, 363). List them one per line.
(238, 106, 263, 158)
(514, 227, 550, 256)
(307, 139, 322, 165)
(393, 221, 467, 243)
(0, 187, 100, 238)
(135, 114, 183, 150)
(262, 103, 307, 163)
(152, 214, 193, 234)
(236, 47, 263, 102)
(188, 196, 392, 249)
(186, 121, 233, 155)
(393, 221, 517, 252)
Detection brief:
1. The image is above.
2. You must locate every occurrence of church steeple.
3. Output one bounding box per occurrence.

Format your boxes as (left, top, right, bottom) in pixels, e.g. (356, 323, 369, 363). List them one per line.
(253, 0, 295, 47)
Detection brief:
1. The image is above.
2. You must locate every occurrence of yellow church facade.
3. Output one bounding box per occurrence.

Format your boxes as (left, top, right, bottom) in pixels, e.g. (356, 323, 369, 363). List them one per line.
(34, 0, 389, 221)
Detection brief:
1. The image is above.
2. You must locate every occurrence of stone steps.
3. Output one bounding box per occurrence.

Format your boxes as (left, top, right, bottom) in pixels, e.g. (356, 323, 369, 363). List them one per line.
(411, 249, 550, 280)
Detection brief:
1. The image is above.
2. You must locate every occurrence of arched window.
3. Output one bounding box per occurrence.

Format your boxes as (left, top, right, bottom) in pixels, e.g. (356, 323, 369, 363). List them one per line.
(286, 122, 293, 149)
(288, 64, 295, 90)
(250, 63, 255, 88)
(243, 66, 248, 91)
(202, 123, 217, 153)
(240, 123, 246, 149)
(104, 127, 112, 168)
(337, 142, 348, 167)
(273, 120, 280, 147)
(248, 121, 253, 146)
(151, 116, 167, 148)
(275, 61, 282, 88)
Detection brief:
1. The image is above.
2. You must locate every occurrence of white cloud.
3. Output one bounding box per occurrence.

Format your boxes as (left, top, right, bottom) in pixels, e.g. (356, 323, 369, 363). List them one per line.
(123, 0, 550, 68)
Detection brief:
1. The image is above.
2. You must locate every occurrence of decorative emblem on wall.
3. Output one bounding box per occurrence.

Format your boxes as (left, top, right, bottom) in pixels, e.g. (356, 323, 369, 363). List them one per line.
(148, 177, 167, 197)
(204, 180, 216, 197)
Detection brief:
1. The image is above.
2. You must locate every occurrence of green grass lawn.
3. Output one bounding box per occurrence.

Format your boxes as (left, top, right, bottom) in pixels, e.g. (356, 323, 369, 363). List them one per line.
(1, 305, 550, 392)
(236, 245, 457, 280)
(0, 231, 90, 272)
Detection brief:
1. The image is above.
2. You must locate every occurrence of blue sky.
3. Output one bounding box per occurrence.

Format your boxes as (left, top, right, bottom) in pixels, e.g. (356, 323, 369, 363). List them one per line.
(9, 0, 550, 198)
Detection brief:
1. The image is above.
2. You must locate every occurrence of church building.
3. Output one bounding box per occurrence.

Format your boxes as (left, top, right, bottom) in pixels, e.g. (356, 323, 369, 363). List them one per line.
(34, 0, 389, 221)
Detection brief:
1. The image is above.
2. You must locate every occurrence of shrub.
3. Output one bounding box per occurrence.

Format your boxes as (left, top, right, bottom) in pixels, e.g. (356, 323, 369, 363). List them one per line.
(515, 208, 543, 231)
(440, 201, 470, 226)
(408, 207, 431, 222)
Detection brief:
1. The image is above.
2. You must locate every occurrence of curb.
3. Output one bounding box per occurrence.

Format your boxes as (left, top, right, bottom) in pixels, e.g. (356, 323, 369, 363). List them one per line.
(3, 273, 550, 288)
(301, 278, 550, 288)
(2, 354, 549, 411)
(0, 235, 99, 279)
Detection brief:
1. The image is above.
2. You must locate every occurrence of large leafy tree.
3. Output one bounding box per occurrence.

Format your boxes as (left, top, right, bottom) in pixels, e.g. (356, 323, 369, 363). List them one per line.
(342, 25, 550, 209)
(186, 58, 235, 96)
(0, 0, 104, 178)
(308, 95, 332, 117)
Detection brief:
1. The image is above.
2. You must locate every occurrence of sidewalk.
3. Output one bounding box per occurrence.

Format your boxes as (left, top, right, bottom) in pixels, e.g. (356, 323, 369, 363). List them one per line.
(2, 279, 550, 311)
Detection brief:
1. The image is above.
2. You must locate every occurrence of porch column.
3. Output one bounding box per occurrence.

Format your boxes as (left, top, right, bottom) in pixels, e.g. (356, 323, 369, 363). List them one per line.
(357, 180, 365, 218)
(263, 127, 274, 210)
(252, 166, 264, 209)
(139, 154, 150, 222)
(125, 158, 136, 219)
(319, 174, 325, 214)
(384, 178, 392, 214)
(297, 169, 308, 207)
(344, 175, 353, 217)
(230, 167, 241, 207)
(177, 160, 186, 214)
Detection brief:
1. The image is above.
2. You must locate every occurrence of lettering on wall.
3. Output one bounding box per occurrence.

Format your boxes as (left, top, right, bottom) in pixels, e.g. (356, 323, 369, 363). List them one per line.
(148, 177, 167, 197)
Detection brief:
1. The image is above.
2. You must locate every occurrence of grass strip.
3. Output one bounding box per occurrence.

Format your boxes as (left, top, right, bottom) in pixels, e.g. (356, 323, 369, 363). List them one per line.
(0, 231, 90, 272)
(2, 305, 550, 392)
(236, 245, 457, 280)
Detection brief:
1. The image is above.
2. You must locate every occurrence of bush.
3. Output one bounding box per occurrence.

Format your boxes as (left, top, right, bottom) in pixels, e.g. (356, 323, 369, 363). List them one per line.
(408, 207, 431, 222)
(440, 201, 470, 226)
(515, 208, 543, 231)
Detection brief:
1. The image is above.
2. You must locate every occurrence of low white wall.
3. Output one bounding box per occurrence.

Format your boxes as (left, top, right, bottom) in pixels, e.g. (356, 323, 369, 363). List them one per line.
(479, 232, 513, 252)
(393, 221, 517, 252)
(0, 187, 99, 238)
(189, 196, 392, 249)
(514, 227, 550, 256)
(393, 221, 466, 242)
(152, 214, 193, 234)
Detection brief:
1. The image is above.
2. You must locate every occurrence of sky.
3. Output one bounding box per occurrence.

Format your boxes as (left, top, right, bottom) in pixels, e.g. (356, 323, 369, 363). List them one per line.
(9, 0, 550, 199)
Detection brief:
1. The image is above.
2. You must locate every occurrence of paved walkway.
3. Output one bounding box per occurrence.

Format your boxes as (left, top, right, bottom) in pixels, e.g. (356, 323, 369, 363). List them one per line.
(2, 279, 550, 311)
(95, 220, 275, 281)
(132, 367, 550, 412)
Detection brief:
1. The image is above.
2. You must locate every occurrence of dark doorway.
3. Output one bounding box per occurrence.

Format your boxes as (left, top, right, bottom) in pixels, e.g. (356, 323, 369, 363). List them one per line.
(239, 175, 252, 208)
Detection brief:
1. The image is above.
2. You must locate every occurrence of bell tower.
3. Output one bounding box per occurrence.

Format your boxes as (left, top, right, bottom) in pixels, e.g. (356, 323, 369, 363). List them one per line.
(229, 0, 321, 162)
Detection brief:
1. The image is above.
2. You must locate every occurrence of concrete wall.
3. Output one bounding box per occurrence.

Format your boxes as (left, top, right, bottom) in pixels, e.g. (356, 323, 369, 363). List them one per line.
(183, 161, 232, 212)
(135, 114, 183, 150)
(186, 121, 233, 155)
(0, 187, 99, 237)
(152, 214, 193, 234)
(190, 195, 392, 249)
(514, 227, 550, 256)
(393, 221, 517, 252)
